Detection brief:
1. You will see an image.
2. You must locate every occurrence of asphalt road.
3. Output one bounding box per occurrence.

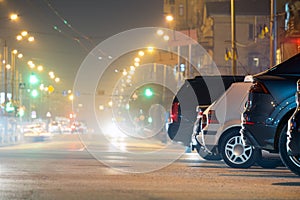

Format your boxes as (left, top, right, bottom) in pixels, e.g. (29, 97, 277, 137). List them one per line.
(0, 134, 300, 200)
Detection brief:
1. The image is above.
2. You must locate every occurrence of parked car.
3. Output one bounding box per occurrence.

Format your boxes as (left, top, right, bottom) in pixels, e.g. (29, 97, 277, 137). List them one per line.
(168, 75, 244, 146)
(192, 82, 258, 167)
(279, 79, 300, 176)
(241, 53, 300, 166)
(191, 104, 221, 160)
(192, 82, 281, 168)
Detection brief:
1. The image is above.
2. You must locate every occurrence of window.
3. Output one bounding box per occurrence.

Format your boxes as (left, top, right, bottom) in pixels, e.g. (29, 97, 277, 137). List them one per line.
(248, 53, 260, 67)
(179, 4, 184, 16)
(169, 0, 175, 5)
(171, 6, 175, 15)
(248, 24, 254, 40)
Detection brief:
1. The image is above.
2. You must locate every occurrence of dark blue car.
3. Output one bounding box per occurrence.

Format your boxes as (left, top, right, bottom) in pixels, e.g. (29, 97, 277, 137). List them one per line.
(280, 79, 300, 176)
(241, 53, 300, 164)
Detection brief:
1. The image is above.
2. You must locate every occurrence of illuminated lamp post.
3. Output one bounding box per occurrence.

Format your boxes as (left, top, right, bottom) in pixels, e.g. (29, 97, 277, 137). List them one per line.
(0, 13, 18, 102)
(11, 49, 23, 101)
(3, 42, 9, 104)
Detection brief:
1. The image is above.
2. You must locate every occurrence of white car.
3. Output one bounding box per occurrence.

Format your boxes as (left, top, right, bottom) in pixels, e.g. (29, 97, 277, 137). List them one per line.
(48, 121, 62, 134)
(191, 82, 281, 168)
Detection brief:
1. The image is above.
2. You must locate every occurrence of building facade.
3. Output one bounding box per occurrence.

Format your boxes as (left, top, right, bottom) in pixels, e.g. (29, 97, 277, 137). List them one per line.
(163, 0, 281, 76)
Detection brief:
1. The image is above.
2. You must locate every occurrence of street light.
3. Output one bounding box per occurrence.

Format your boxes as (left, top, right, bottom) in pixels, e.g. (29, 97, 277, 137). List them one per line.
(37, 65, 43, 72)
(166, 15, 174, 22)
(9, 13, 18, 21)
(163, 35, 170, 41)
(21, 31, 28, 37)
(156, 29, 164, 36)
(134, 57, 140, 63)
(69, 94, 74, 101)
(28, 36, 35, 42)
(122, 69, 127, 76)
(49, 71, 55, 78)
(138, 51, 145, 57)
(16, 30, 35, 42)
(27, 60, 35, 68)
(147, 46, 154, 53)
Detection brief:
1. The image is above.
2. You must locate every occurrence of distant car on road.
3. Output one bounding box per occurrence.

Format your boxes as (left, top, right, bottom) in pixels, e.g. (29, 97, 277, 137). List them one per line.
(71, 121, 87, 134)
(48, 121, 62, 134)
(23, 123, 51, 142)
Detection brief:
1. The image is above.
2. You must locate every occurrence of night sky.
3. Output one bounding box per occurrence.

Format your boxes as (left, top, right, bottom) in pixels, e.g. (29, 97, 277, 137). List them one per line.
(0, 0, 164, 89)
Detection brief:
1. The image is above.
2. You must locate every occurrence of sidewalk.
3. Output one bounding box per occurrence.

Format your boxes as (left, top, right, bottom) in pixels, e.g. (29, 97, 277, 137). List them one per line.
(0, 132, 23, 147)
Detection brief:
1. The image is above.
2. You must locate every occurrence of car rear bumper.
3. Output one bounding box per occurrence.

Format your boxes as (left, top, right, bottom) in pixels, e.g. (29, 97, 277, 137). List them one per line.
(240, 124, 277, 151)
(190, 131, 218, 154)
(240, 127, 260, 148)
(190, 132, 200, 151)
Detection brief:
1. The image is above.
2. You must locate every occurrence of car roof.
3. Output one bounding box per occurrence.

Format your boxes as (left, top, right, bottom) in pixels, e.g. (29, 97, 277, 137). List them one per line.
(203, 82, 251, 119)
(214, 82, 251, 105)
(254, 53, 300, 77)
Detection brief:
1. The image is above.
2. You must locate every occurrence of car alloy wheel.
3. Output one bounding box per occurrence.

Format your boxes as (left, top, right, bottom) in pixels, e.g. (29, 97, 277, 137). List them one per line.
(220, 129, 259, 168)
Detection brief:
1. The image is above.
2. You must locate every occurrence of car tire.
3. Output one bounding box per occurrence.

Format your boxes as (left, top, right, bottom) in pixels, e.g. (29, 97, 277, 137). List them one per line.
(167, 123, 178, 140)
(219, 129, 260, 168)
(196, 146, 222, 161)
(279, 124, 300, 176)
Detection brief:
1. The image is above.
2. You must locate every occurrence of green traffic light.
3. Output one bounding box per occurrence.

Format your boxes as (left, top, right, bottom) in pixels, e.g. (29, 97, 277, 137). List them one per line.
(5, 102, 15, 113)
(18, 107, 25, 117)
(31, 89, 38, 97)
(144, 88, 153, 97)
(29, 73, 38, 84)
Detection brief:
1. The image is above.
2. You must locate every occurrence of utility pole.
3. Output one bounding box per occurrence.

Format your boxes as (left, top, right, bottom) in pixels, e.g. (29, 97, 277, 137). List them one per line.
(270, 0, 277, 67)
(3, 41, 8, 104)
(231, 0, 237, 75)
(11, 51, 15, 101)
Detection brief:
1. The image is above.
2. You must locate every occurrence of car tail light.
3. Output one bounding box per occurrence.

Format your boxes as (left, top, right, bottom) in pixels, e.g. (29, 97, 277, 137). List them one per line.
(249, 81, 270, 94)
(207, 110, 219, 124)
(170, 102, 180, 122)
(242, 118, 255, 125)
(196, 107, 204, 119)
(242, 113, 255, 125)
(201, 114, 207, 129)
(201, 110, 219, 129)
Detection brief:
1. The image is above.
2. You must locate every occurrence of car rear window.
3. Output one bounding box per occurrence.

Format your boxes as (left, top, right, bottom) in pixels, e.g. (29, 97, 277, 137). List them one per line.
(262, 53, 300, 76)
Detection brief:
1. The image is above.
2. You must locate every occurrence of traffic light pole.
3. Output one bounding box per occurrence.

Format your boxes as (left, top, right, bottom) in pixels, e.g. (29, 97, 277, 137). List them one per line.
(231, 0, 237, 75)
(11, 51, 16, 101)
